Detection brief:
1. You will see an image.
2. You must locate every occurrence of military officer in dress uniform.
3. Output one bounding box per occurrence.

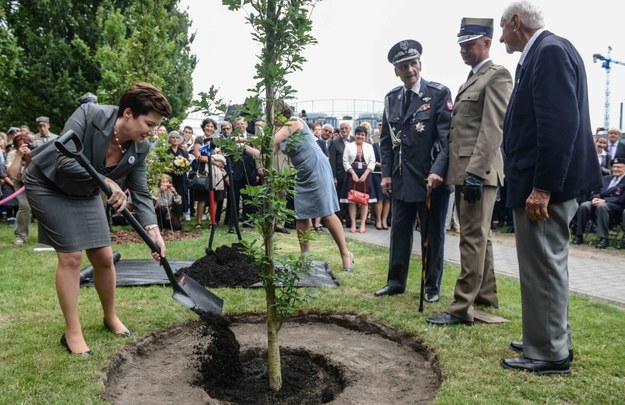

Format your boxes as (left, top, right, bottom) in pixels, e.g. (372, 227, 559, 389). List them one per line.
(374, 39, 453, 302)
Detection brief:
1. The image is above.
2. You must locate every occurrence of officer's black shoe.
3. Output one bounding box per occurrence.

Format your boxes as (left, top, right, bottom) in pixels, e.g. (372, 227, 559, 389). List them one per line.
(617, 239, 625, 250)
(374, 285, 404, 297)
(596, 238, 609, 249)
(426, 312, 472, 326)
(571, 235, 583, 245)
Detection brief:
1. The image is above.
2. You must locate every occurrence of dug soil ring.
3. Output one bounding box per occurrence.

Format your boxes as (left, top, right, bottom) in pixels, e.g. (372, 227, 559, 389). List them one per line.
(102, 314, 442, 404)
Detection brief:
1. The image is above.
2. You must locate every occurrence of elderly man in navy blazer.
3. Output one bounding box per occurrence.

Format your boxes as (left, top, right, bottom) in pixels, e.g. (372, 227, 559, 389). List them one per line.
(499, 1, 601, 375)
(572, 158, 625, 248)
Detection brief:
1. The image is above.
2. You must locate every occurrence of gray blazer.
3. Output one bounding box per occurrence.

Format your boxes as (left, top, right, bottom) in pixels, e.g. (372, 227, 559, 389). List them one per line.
(30, 103, 157, 226)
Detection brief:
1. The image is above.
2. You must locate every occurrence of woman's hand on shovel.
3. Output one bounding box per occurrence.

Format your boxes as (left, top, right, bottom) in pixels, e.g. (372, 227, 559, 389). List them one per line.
(147, 226, 166, 262)
(105, 178, 128, 212)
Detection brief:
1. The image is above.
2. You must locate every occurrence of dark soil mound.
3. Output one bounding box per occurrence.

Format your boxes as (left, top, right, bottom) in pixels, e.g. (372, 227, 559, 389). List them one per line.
(194, 312, 243, 387)
(176, 245, 262, 287)
(192, 313, 344, 404)
(205, 348, 343, 404)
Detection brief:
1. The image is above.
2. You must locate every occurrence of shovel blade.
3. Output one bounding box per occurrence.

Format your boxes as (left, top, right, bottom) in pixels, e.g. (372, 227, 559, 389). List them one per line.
(174, 273, 224, 315)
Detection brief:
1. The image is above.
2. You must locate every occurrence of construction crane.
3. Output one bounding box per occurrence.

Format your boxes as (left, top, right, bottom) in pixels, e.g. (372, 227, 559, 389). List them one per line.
(593, 46, 625, 129)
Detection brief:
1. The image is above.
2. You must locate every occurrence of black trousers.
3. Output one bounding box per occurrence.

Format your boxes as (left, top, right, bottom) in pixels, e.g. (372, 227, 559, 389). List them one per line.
(575, 201, 622, 239)
(386, 194, 448, 294)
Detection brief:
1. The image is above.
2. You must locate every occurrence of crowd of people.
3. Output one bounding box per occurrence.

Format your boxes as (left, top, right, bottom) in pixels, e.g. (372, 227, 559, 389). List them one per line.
(0, 0, 621, 375)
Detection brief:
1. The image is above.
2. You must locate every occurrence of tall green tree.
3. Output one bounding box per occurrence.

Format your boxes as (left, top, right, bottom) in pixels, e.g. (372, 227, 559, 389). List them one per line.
(0, 7, 20, 96)
(0, 0, 195, 132)
(95, 0, 196, 127)
(0, 0, 102, 131)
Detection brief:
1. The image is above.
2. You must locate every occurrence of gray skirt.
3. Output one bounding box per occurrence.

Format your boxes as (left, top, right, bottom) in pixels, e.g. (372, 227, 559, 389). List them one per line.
(25, 166, 111, 252)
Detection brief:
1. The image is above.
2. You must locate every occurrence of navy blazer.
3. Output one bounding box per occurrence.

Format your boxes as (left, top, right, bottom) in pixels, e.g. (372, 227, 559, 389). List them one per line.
(594, 175, 625, 206)
(328, 138, 347, 180)
(29, 103, 157, 226)
(316, 138, 329, 157)
(503, 31, 602, 208)
(606, 141, 625, 163)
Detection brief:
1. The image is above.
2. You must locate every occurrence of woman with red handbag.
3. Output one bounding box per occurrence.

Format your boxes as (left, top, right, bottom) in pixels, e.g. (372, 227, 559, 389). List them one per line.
(340, 126, 377, 233)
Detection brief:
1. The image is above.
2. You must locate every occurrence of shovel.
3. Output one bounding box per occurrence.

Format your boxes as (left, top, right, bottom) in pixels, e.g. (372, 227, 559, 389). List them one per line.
(205, 153, 245, 258)
(55, 130, 223, 316)
(224, 154, 244, 249)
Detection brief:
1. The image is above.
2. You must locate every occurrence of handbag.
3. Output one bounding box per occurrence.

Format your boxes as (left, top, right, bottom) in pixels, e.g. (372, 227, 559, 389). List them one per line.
(347, 183, 369, 205)
(188, 172, 211, 192)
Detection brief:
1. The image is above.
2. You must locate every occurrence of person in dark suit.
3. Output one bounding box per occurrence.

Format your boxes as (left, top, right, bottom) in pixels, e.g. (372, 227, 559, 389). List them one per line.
(227, 116, 260, 229)
(572, 158, 625, 248)
(427, 17, 512, 326)
(606, 128, 625, 163)
(328, 122, 352, 225)
(314, 123, 329, 157)
(498, 2, 602, 375)
(374, 39, 452, 301)
(25, 83, 172, 356)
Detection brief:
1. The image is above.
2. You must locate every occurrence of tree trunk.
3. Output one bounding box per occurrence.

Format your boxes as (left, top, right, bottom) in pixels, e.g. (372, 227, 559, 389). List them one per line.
(265, 275, 282, 391)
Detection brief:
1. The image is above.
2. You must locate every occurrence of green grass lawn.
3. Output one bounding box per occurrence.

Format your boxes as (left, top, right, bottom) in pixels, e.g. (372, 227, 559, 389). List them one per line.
(1, 222, 624, 404)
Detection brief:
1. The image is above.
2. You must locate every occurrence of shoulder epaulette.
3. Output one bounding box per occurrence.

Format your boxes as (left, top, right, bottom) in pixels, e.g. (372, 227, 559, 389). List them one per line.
(386, 85, 404, 97)
(426, 81, 446, 91)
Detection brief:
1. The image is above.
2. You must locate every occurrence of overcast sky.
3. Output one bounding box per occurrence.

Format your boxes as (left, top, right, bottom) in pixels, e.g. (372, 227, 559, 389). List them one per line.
(179, 0, 625, 131)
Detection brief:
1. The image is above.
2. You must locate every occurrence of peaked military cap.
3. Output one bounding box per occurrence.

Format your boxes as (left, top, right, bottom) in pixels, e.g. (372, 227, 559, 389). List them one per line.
(35, 116, 50, 124)
(611, 157, 625, 165)
(457, 17, 494, 44)
(387, 40, 422, 65)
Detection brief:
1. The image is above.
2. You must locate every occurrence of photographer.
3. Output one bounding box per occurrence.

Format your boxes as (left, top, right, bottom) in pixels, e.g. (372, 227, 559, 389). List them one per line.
(6, 133, 33, 245)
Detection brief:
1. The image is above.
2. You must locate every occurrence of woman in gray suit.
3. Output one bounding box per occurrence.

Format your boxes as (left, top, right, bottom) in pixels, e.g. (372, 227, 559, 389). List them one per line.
(25, 83, 172, 356)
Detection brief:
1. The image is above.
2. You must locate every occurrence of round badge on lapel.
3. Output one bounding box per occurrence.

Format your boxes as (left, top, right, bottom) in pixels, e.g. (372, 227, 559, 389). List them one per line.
(128, 156, 136, 164)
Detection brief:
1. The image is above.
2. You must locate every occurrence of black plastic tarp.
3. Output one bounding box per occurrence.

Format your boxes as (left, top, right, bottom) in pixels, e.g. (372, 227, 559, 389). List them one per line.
(79, 259, 339, 288)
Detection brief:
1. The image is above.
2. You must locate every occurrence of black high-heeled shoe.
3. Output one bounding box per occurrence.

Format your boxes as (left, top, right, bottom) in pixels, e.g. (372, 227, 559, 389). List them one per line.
(60, 334, 93, 357)
(103, 319, 133, 337)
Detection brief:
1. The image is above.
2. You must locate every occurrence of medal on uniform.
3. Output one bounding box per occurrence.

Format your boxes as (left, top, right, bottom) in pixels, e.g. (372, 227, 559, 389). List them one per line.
(415, 122, 425, 133)
(128, 156, 136, 164)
